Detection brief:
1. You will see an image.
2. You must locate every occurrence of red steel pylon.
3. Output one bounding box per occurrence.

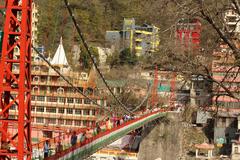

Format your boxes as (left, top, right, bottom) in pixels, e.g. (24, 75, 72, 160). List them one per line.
(169, 72, 177, 108)
(151, 65, 158, 107)
(0, 0, 32, 159)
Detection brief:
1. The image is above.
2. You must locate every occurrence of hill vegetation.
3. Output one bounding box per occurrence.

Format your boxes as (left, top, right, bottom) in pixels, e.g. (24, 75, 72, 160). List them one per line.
(35, 0, 172, 55)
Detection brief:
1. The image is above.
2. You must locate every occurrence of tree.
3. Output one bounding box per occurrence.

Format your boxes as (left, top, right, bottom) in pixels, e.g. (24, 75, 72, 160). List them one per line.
(106, 52, 120, 68)
(79, 46, 99, 70)
(145, 0, 240, 110)
(119, 48, 138, 65)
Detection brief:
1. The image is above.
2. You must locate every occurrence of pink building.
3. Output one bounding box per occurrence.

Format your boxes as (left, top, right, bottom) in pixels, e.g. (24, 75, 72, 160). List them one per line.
(212, 43, 240, 109)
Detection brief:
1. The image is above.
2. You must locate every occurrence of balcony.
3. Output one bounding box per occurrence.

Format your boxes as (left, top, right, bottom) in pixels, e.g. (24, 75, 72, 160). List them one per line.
(135, 46, 142, 50)
(135, 38, 143, 42)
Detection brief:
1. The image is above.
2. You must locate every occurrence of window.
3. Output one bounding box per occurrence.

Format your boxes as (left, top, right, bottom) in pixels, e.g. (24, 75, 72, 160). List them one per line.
(58, 97, 65, 103)
(31, 106, 35, 112)
(83, 110, 90, 115)
(31, 96, 35, 101)
(75, 109, 82, 115)
(65, 120, 72, 125)
(58, 119, 64, 125)
(47, 118, 56, 124)
(84, 99, 91, 104)
(34, 57, 40, 62)
(67, 98, 74, 103)
(196, 91, 200, 96)
(46, 107, 56, 113)
(37, 96, 45, 101)
(9, 115, 15, 119)
(83, 120, 87, 126)
(222, 118, 227, 127)
(34, 66, 40, 71)
(66, 108, 73, 114)
(32, 86, 39, 93)
(235, 147, 239, 153)
(33, 76, 40, 82)
(57, 87, 64, 94)
(75, 120, 81, 126)
(47, 96, 57, 102)
(43, 131, 53, 138)
(58, 108, 65, 114)
(10, 105, 16, 110)
(92, 110, 95, 116)
(36, 117, 44, 123)
(75, 98, 82, 104)
(36, 106, 44, 112)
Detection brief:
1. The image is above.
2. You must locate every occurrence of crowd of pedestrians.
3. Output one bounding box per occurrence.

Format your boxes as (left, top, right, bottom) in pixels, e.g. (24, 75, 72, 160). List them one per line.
(43, 114, 136, 159)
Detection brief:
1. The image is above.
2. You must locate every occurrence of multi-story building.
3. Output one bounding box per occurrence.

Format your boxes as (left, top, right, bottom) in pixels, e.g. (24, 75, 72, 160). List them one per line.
(106, 18, 160, 57)
(212, 43, 240, 109)
(210, 3, 240, 110)
(175, 18, 212, 108)
(11, 39, 106, 141)
(224, 5, 240, 35)
(176, 18, 201, 49)
(190, 75, 212, 107)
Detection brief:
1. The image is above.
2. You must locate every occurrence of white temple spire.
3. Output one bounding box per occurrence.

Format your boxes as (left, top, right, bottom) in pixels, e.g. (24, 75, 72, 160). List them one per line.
(51, 37, 69, 66)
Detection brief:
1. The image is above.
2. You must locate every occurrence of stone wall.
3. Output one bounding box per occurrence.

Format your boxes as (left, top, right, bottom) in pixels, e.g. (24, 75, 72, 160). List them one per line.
(138, 113, 184, 160)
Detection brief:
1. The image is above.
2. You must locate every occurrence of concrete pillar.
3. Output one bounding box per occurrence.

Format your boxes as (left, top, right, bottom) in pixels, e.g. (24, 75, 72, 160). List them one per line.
(196, 149, 198, 158)
(207, 150, 213, 158)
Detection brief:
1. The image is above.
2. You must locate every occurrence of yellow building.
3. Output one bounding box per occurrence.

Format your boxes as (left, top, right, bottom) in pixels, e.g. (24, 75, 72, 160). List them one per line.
(105, 18, 160, 57)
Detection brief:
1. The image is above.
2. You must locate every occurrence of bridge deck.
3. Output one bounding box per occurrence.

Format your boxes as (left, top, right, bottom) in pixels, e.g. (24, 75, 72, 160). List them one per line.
(46, 111, 167, 160)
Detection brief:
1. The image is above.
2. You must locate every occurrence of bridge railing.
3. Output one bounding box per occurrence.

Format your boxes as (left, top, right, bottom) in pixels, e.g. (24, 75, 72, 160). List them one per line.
(45, 109, 167, 160)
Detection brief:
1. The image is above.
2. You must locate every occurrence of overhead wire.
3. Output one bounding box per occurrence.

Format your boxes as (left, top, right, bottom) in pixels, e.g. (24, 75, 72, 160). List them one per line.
(63, 0, 134, 115)
(131, 82, 153, 112)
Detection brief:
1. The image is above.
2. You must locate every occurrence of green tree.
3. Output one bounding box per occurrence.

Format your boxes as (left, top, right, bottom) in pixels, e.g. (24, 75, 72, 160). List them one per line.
(79, 46, 99, 70)
(106, 52, 120, 68)
(119, 48, 138, 65)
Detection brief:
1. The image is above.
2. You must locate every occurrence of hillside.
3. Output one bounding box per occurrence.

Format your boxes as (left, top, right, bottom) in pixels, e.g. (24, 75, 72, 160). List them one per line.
(35, 0, 176, 56)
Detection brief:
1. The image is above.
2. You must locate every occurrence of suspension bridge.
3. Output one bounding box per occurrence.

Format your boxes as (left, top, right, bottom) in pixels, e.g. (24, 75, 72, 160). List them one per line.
(44, 110, 167, 160)
(0, 0, 176, 159)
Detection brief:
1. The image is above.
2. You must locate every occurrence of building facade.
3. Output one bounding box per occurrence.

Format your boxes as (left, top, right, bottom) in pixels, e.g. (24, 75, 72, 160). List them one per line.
(212, 44, 240, 109)
(176, 18, 201, 49)
(190, 75, 212, 107)
(106, 18, 160, 57)
(224, 5, 240, 35)
(10, 39, 106, 141)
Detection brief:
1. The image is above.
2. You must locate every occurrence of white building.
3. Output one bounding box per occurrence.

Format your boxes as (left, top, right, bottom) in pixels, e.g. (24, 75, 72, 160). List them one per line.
(97, 47, 113, 66)
(224, 6, 240, 34)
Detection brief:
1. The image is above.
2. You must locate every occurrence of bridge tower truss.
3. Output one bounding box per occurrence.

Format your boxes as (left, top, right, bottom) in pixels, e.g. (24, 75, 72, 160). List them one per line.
(151, 65, 158, 107)
(0, 0, 32, 159)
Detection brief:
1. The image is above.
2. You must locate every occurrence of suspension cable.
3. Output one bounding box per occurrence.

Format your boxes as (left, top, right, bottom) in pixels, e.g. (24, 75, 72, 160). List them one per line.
(131, 82, 153, 112)
(63, 0, 134, 115)
(32, 46, 111, 113)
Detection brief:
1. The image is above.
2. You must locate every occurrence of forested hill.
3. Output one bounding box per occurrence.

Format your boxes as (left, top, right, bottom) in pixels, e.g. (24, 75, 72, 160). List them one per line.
(35, 0, 175, 55)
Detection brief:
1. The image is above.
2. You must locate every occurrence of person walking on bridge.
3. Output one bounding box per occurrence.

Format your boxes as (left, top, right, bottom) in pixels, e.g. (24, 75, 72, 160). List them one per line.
(43, 140, 50, 158)
(70, 131, 77, 146)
